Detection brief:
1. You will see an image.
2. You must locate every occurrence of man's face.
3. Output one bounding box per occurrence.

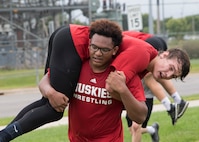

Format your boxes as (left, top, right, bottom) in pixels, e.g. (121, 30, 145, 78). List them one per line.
(89, 34, 118, 72)
(152, 52, 182, 80)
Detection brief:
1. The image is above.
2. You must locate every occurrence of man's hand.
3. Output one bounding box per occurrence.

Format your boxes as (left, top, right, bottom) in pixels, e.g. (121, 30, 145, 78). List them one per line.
(47, 87, 69, 112)
(39, 74, 69, 112)
(106, 71, 126, 93)
(106, 71, 127, 100)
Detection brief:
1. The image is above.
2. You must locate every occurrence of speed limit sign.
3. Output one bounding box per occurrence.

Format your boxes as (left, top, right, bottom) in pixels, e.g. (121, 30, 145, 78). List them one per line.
(127, 5, 143, 31)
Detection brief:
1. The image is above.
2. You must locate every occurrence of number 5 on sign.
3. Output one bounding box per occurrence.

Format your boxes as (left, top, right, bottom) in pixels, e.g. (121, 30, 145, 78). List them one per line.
(127, 5, 143, 31)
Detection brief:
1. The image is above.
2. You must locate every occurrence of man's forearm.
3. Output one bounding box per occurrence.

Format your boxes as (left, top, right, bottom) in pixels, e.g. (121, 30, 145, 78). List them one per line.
(119, 86, 148, 124)
(38, 73, 53, 98)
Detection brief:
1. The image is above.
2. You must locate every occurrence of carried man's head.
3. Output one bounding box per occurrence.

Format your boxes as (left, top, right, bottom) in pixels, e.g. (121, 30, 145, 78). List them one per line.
(146, 37, 190, 81)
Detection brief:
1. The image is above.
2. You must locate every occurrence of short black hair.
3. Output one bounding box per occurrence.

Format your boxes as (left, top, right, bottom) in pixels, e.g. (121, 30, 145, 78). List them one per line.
(89, 19, 123, 47)
(145, 36, 167, 51)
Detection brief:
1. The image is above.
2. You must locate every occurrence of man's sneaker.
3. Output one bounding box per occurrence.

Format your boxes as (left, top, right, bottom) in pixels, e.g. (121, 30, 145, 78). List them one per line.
(151, 122, 159, 142)
(167, 103, 178, 125)
(177, 100, 189, 119)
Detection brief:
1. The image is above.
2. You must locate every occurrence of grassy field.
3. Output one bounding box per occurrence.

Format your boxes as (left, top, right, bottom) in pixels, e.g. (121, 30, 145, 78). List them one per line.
(0, 69, 44, 89)
(190, 58, 199, 73)
(4, 106, 198, 142)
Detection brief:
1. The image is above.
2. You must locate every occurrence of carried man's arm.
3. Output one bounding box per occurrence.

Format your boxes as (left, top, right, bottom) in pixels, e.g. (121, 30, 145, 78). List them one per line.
(39, 74, 69, 112)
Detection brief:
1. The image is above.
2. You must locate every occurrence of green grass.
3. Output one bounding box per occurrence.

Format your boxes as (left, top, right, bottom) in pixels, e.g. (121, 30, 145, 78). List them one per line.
(190, 59, 199, 73)
(132, 106, 199, 142)
(0, 69, 44, 89)
(5, 106, 198, 142)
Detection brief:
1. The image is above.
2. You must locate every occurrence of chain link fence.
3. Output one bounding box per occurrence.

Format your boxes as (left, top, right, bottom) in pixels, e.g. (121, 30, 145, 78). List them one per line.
(0, 37, 48, 69)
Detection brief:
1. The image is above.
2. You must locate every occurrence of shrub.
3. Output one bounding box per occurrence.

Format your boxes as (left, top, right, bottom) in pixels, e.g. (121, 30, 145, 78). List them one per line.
(181, 40, 199, 59)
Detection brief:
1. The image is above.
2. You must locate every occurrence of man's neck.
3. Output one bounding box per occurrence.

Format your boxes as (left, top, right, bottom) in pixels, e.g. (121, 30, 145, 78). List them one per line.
(89, 60, 109, 73)
(147, 56, 158, 72)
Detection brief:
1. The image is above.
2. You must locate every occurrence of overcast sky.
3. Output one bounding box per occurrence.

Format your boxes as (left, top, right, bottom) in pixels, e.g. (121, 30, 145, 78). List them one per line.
(72, 0, 199, 23)
(119, 0, 199, 19)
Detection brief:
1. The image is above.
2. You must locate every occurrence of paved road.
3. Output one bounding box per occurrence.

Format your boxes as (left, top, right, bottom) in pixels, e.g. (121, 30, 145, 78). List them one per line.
(0, 73, 199, 118)
(171, 73, 199, 96)
(0, 88, 41, 118)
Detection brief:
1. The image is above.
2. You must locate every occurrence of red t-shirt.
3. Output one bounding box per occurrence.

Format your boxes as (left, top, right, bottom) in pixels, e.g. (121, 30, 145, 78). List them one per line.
(68, 60, 124, 142)
(70, 24, 90, 62)
(123, 30, 153, 40)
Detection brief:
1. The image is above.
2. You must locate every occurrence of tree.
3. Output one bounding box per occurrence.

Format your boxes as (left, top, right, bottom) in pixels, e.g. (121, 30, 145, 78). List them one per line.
(142, 13, 149, 32)
(166, 18, 188, 40)
(185, 15, 199, 33)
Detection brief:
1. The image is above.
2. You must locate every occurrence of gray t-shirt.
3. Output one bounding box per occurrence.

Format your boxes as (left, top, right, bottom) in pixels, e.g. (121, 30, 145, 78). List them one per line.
(142, 80, 154, 99)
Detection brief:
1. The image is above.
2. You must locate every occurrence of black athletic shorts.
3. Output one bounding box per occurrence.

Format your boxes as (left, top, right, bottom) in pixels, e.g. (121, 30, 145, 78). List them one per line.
(126, 98, 154, 128)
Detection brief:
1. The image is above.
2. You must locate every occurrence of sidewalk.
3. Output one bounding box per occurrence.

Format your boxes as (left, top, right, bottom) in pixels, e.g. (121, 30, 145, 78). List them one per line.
(1, 100, 199, 131)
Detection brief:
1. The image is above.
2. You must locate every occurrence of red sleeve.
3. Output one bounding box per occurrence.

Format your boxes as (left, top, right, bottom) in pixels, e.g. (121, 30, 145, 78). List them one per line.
(128, 75, 146, 101)
(123, 31, 153, 41)
(70, 24, 90, 62)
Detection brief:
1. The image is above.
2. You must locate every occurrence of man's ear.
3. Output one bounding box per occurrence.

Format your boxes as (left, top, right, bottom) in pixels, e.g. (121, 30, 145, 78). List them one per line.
(159, 51, 169, 59)
(112, 46, 119, 55)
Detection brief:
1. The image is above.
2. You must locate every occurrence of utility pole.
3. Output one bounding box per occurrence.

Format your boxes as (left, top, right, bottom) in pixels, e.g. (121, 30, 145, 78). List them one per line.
(148, 0, 154, 34)
(192, 16, 195, 35)
(156, 0, 161, 35)
(61, 0, 64, 26)
(88, 0, 92, 24)
(162, 0, 165, 36)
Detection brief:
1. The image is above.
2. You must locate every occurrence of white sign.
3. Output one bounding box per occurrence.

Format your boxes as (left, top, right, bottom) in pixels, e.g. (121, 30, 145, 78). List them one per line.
(127, 5, 143, 31)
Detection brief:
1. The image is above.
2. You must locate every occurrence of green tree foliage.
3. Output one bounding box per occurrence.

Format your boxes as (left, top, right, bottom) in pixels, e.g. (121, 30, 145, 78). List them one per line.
(185, 15, 199, 32)
(166, 18, 188, 40)
(141, 14, 199, 58)
(141, 14, 199, 40)
(142, 14, 149, 32)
